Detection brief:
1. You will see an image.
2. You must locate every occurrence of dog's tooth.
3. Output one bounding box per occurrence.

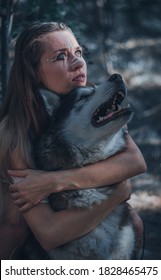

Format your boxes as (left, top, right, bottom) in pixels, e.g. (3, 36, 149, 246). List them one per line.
(97, 116, 104, 123)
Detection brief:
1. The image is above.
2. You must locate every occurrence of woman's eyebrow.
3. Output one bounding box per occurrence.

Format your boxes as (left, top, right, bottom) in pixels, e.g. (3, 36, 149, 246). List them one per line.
(52, 48, 68, 53)
(52, 46, 82, 54)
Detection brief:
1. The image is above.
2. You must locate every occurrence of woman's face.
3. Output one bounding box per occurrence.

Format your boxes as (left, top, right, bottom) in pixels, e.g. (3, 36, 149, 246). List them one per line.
(39, 30, 87, 94)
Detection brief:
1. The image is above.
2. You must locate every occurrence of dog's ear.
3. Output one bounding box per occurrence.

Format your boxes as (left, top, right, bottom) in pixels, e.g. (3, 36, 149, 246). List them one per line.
(39, 88, 60, 116)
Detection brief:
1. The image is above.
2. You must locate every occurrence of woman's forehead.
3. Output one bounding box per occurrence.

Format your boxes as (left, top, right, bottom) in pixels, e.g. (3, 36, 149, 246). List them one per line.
(43, 30, 79, 52)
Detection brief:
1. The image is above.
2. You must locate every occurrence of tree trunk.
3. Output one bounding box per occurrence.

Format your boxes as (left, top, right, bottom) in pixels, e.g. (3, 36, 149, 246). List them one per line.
(0, 0, 18, 101)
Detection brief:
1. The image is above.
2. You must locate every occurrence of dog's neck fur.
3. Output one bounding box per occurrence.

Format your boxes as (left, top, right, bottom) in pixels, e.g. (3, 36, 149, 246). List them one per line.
(64, 128, 126, 167)
(36, 128, 126, 171)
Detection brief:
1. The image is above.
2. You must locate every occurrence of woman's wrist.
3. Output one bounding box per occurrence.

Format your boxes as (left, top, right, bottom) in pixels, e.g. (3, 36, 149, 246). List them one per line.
(44, 169, 81, 193)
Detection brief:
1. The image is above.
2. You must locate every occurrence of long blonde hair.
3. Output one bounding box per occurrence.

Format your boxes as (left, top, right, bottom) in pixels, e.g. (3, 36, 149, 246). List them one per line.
(0, 22, 72, 211)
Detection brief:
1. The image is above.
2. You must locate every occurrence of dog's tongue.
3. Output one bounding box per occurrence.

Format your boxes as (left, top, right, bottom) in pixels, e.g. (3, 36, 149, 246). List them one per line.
(97, 111, 115, 124)
(106, 111, 115, 118)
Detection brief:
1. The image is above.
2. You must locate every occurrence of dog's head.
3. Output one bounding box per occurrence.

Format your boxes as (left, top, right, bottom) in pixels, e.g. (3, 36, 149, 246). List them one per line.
(41, 73, 133, 146)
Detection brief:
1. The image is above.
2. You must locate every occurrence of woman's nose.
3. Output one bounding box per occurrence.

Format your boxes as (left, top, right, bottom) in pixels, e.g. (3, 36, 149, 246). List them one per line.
(69, 56, 84, 71)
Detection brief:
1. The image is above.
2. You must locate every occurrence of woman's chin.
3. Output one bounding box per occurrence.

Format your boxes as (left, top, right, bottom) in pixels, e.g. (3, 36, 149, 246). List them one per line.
(72, 80, 86, 87)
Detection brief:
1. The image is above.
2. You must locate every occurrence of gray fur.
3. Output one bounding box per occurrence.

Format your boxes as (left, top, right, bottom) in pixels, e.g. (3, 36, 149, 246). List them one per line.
(32, 74, 136, 259)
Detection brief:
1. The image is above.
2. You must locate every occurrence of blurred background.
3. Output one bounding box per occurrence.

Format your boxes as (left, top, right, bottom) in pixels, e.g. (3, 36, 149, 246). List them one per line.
(0, 0, 161, 259)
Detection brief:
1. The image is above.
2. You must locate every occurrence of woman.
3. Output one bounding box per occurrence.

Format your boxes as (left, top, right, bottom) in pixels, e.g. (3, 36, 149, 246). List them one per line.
(0, 22, 146, 259)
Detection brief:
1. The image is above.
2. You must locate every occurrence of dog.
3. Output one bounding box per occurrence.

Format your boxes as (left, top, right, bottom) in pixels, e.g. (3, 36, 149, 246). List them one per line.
(31, 73, 136, 259)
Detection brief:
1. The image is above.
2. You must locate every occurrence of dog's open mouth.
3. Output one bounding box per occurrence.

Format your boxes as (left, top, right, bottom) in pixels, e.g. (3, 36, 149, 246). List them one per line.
(92, 90, 131, 127)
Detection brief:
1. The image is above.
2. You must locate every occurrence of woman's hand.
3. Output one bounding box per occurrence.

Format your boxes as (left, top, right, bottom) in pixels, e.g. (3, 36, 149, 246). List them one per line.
(8, 167, 82, 211)
(8, 169, 55, 211)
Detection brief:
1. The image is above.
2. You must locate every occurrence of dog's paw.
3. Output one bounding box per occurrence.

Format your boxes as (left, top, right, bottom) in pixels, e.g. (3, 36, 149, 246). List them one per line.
(48, 193, 68, 211)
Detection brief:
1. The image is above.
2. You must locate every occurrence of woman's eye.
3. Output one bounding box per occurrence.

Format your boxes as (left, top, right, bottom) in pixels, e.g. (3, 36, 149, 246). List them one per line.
(75, 49, 82, 57)
(56, 52, 68, 61)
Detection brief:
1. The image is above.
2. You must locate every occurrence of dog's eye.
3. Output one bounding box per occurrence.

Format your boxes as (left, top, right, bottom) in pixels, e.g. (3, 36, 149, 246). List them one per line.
(78, 95, 88, 102)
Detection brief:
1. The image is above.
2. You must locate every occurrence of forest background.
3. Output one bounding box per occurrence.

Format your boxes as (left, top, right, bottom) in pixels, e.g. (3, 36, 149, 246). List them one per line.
(0, 0, 161, 260)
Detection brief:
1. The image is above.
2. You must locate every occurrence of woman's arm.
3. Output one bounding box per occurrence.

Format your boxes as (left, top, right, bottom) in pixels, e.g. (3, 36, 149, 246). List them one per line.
(22, 181, 131, 251)
(0, 191, 29, 259)
(8, 135, 147, 211)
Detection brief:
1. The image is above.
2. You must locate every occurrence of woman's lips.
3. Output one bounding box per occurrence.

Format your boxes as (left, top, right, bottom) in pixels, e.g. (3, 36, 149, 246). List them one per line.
(72, 74, 86, 82)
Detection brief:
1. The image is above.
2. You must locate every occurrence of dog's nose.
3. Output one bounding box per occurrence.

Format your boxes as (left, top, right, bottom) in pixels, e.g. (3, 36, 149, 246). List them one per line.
(109, 74, 122, 81)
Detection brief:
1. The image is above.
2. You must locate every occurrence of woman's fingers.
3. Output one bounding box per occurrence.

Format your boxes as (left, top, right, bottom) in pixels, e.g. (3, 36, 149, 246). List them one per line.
(10, 192, 20, 199)
(11, 197, 25, 206)
(9, 184, 16, 192)
(18, 203, 34, 212)
(7, 169, 29, 177)
(11, 195, 40, 212)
